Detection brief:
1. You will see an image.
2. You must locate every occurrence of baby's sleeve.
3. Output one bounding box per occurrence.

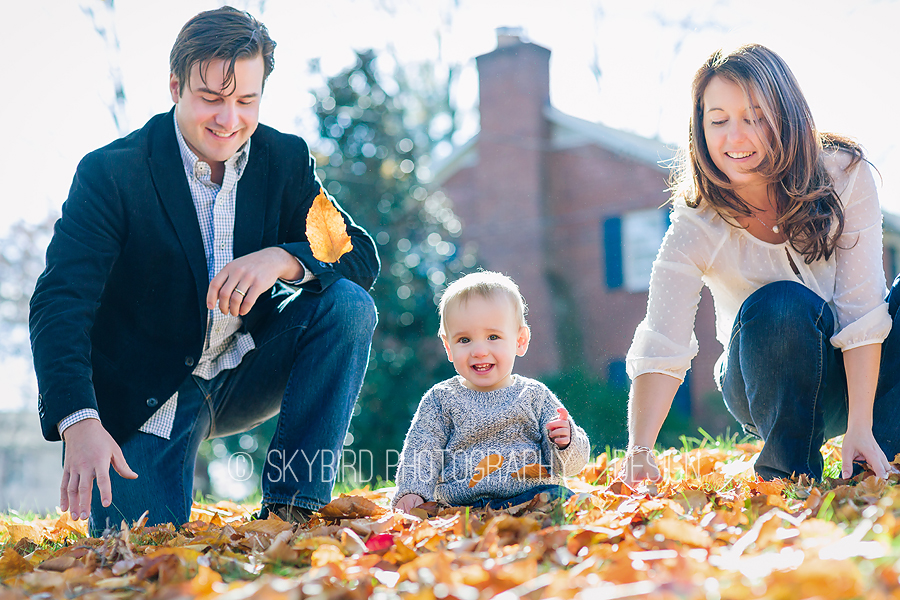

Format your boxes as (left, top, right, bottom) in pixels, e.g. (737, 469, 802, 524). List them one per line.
(392, 388, 451, 506)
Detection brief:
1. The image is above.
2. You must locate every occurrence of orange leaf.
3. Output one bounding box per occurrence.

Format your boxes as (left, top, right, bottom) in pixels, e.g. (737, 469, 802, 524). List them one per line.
(0, 547, 34, 578)
(644, 517, 712, 548)
(510, 463, 550, 480)
(469, 454, 505, 487)
(319, 495, 387, 519)
(306, 188, 352, 263)
(310, 544, 345, 568)
(234, 517, 294, 537)
(4, 523, 41, 545)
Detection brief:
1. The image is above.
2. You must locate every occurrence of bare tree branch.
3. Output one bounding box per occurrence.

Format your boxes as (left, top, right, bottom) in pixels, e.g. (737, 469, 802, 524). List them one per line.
(81, 0, 128, 136)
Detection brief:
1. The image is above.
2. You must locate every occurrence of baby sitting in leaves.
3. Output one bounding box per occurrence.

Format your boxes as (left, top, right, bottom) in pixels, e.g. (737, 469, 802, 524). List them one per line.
(392, 271, 590, 512)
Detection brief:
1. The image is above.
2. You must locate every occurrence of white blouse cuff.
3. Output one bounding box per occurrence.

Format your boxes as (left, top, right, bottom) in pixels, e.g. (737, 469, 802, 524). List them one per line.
(830, 302, 891, 350)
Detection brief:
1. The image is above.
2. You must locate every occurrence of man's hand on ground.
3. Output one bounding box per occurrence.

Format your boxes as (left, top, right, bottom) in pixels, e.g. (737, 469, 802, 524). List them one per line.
(208, 248, 304, 317)
(60, 419, 138, 520)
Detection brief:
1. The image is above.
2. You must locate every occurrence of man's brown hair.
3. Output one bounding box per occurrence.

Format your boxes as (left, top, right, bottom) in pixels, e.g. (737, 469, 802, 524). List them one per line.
(170, 6, 276, 94)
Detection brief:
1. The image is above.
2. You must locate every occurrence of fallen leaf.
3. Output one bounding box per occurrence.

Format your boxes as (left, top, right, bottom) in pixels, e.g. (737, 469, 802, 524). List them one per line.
(0, 548, 34, 578)
(234, 517, 293, 537)
(644, 517, 712, 548)
(319, 495, 387, 519)
(311, 544, 345, 568)
(306, 187, 352, 263)
(3, 523, 40, 545)
(469, 454, 505, 488)
(36, 556, 80, 572)
(511, 463, 551, 480)
(365, 533, 394, 554)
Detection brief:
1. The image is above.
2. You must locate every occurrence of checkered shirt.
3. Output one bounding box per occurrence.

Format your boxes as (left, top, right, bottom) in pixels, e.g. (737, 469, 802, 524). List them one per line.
(59, 118, 255, 440)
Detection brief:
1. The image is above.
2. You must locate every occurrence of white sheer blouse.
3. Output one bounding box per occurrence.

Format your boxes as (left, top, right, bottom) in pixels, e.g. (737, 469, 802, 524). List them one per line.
(626, 151, 892, 382)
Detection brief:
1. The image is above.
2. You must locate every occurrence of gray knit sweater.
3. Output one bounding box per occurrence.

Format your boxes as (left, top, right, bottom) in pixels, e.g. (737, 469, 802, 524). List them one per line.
(392, 375, 591, 506)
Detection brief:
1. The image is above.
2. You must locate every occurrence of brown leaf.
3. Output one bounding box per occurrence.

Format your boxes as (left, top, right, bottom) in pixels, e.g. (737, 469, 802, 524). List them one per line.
(856, 474, 888, 500)
(262, 530, 297, 563)
(36, 556, 80, 572)
(345, 514, 397, 537)
(234, 517, 294, 537)
(0, 548, 34, 578)
(319, 495, 387, 519)
(306, 187, 352, 263)
(511, 463, 550, 480)
(469, 454, 505, 488)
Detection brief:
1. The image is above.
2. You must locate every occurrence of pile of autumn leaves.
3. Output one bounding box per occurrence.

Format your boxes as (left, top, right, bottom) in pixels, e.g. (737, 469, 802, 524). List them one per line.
(3, 442, 900, 599)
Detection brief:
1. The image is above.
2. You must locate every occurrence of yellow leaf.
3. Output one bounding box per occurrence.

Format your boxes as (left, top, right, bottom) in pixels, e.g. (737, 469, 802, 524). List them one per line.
(0, 548, 33, 579)
(469, 454, 505, 488)
(644, 517, 712, 548)
(310, 544, 345, 568)
(186, 564, 223, 600)
(510, 463, 550, 480)
(3, 524, 40, 546)
(306, 188, 353, 263)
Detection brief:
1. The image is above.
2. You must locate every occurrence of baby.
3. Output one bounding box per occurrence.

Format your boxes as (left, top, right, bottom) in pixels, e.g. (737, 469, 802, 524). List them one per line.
(393, 271, 590, 512)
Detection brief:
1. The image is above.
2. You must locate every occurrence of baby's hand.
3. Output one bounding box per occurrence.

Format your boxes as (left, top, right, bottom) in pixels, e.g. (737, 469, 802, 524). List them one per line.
(547, 407, 571, 449)
(395, 494, 425, 513)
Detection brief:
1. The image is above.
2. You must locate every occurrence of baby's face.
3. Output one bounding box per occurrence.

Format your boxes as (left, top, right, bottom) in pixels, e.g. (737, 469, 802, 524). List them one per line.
(441, 294, 529, 392)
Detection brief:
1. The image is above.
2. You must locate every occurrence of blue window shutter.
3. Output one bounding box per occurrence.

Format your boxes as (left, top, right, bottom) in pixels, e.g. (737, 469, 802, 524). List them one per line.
(603, 216, 623, 289)
(672, 370, 691, 417)
(889, 246, 898, 282)
(607, 359, 628, 388)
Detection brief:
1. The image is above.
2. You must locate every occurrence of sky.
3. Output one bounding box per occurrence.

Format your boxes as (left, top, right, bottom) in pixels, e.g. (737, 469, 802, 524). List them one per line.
(1, 0, 899, 409)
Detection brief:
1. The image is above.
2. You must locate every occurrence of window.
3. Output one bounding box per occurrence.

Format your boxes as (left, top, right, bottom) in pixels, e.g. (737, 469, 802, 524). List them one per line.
(603, 208, 669, 292)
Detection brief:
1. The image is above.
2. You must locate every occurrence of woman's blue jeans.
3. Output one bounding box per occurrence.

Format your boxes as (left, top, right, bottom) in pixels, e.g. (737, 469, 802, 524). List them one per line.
(89, 279, 376, 534)
(720, 279, 900, 481)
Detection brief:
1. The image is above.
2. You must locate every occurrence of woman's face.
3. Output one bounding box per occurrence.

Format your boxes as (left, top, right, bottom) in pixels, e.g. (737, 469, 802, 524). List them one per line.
(702, 75, 769, 190)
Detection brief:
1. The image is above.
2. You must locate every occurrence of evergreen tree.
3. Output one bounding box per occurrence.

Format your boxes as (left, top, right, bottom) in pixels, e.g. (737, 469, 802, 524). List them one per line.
(312, 50, 472, 484)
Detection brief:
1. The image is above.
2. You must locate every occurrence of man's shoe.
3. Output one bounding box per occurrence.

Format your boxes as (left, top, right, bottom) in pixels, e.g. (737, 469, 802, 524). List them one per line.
(256, 503, 315, 524)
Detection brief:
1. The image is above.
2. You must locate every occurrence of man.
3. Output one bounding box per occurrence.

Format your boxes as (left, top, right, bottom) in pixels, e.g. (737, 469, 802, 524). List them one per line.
(29, 7, 379, 534)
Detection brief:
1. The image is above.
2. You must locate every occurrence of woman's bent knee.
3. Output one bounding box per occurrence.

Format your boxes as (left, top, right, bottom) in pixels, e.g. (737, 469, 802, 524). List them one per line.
(740, 281, 833, 336)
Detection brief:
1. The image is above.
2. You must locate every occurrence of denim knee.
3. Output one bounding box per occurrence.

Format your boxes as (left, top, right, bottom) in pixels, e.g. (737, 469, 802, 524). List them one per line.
(277, 279, 377, 335)
(323, 279, 377, 335)
(738, 281, 834, 342)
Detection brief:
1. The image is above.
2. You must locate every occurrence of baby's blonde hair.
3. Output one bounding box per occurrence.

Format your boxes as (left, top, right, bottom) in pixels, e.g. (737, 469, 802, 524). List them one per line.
(438, 271, 528, 338)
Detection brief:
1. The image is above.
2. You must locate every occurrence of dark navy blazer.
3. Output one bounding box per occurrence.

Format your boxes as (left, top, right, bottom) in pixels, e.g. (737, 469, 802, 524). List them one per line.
(29, 109, 379, 443)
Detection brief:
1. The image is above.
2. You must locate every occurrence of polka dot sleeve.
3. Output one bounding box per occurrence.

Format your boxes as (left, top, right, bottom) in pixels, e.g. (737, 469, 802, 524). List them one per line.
(830, 158, 891, 350)
(626, 208, 714, 381)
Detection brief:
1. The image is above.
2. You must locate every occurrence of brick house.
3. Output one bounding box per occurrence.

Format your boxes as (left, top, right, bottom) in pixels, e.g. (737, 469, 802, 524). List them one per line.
(433, 31, 900, 426)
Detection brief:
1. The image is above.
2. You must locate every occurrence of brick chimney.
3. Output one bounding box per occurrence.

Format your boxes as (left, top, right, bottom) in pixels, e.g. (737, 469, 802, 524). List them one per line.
(466, 29, 558, 375)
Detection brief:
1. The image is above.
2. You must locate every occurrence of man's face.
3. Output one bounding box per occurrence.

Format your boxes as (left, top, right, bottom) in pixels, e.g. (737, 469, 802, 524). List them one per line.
(169, 56, 264, 168)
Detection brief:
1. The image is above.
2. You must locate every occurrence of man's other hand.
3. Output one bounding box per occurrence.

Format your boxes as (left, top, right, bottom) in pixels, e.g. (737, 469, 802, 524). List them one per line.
(207, 247, 303, 317)
(60, 419, 138, 520)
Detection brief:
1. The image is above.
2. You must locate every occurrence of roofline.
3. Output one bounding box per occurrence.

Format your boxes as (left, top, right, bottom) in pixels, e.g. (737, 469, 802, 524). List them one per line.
(544, 106, 677, 168)
(429, 133, 479, 187)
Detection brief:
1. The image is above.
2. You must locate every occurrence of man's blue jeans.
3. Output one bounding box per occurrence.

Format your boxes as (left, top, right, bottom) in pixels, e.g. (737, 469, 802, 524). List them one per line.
(720, 279, 900, 480)
(89, 279, 376, 533)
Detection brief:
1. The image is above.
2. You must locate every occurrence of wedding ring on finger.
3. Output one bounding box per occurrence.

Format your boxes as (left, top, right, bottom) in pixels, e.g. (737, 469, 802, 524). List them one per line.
(233, 288, 246, 297)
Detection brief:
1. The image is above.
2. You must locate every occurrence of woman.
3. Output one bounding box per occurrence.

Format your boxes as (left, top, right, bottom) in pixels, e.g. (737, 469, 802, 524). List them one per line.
(622, 43, 898, 484)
